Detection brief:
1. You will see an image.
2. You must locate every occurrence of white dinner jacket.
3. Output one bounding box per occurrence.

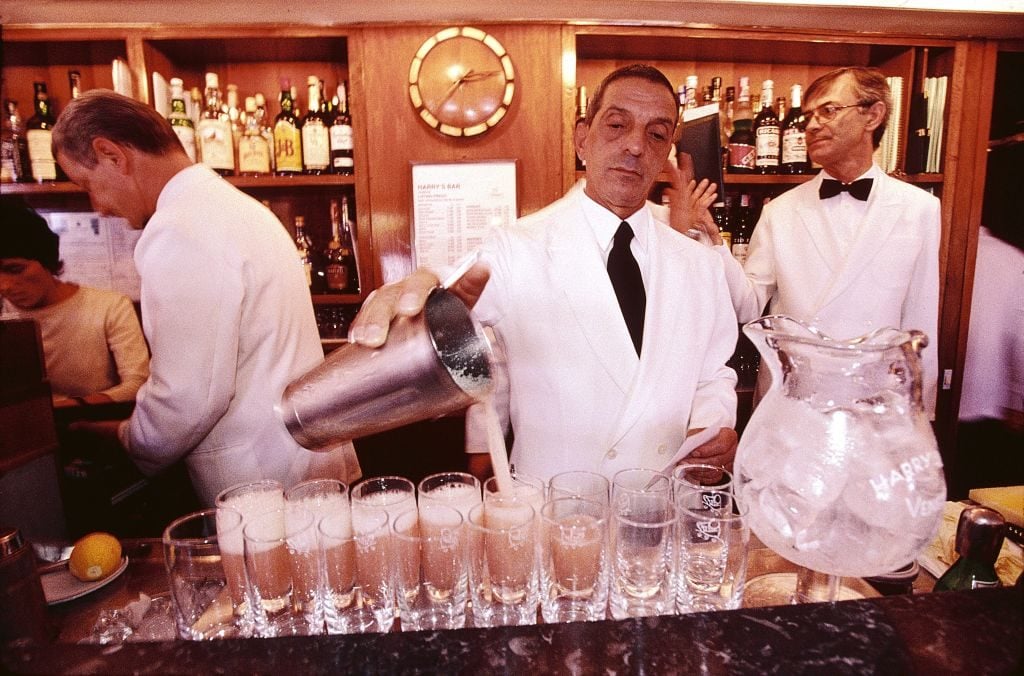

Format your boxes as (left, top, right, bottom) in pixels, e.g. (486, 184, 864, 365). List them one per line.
(470, 183, 738, 481)
(717, 167, 941, 414)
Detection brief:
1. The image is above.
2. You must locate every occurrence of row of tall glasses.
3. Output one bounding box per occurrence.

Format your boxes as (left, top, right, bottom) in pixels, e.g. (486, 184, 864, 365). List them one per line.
(161, 465, 748, 640)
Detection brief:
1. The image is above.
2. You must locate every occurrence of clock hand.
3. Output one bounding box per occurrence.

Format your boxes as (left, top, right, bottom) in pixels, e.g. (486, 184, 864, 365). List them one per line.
(439, 69, 474, 105)
(460, 69, 502, 82)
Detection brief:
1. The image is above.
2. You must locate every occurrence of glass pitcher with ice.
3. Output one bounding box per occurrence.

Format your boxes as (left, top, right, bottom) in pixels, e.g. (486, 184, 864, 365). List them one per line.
(734, 315, 946, 603)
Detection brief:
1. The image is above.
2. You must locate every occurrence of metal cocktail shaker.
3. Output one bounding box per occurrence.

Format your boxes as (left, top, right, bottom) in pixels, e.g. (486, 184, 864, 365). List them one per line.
(0, 527, 51, 643)
(278, 288, 493, 449)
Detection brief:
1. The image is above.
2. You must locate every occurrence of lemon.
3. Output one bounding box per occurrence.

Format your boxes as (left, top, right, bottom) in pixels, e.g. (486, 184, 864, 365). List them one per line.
(68, 532, 122, 582)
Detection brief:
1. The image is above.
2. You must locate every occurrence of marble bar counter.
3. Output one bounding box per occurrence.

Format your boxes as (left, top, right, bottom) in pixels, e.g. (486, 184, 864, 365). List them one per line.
(4, 585, 1021, 674)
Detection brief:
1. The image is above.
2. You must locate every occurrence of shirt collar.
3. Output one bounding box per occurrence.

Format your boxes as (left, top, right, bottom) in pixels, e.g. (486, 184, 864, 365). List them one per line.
(821, 162, 883, 184)
(579, 190, 649, 255)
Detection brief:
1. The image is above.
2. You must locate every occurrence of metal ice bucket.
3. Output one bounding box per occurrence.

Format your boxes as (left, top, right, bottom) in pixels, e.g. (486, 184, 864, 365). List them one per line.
(277, 288, 494, 449)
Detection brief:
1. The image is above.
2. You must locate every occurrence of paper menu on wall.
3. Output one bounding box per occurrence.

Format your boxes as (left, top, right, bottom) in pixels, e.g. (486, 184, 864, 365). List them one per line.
(411, 161, 517, 274)
(45, 212, 142, 302)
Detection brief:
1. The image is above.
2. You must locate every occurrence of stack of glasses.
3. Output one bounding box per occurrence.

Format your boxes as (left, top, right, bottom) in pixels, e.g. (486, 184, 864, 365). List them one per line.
(160, 465, 750, 641)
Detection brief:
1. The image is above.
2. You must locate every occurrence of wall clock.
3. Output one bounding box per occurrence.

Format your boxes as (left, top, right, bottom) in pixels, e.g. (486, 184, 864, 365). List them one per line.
(408, 26, 515, 137)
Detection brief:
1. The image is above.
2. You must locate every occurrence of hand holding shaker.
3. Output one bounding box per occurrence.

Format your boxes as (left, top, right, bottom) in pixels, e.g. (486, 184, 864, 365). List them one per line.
(278, 287, 493, 448)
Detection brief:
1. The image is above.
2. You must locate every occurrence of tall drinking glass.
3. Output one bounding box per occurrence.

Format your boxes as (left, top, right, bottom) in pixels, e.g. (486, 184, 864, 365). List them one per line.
(392, 506, 468, 631)
(675, 491, 750, 613)
(483, 473, 546, 517)
(319, 508, 395, 634)
(242, 506, 321, 637)
(467, 497, 539, 627)
(539, 497, 609, 623)
(609, 490, 676, 619)
(214, 479, 285, 622)
(417, 472, 481, 522)
(163, 507, 247, 640)
(548, 471, 610, 506)
(351, 475, 417, 525)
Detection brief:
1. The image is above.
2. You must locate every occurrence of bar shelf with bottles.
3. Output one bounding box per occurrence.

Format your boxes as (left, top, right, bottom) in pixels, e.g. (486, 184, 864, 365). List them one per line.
(570, 28, 953, 194)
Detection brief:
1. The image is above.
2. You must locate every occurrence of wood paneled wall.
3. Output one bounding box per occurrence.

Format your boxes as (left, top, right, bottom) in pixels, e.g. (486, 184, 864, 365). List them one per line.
(356, 24, 566, 286)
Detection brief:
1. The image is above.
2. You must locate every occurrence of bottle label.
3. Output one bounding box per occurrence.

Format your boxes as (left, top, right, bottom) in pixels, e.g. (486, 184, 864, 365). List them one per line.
(755, 125, 780, 166)
(274, 123, 303, 172)
(300, 257, 312, 288)
(971, 579, 999, 590)
(728, 143, 755, 170)
(302, 124, 330, 170)
(782, 129, 807, 165)
(330, 123, 354, 151)
(26, 129, 56, 180)
(732, 242, 749, 265)
(238, 137, 271, 174)
(326, 262, 348, 291)
(197, 119, 234, 171)
(172, 126, 197, 162)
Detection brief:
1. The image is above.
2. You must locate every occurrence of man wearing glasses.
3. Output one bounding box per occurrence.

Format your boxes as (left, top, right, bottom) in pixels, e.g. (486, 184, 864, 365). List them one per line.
(695, 66, 940, 416)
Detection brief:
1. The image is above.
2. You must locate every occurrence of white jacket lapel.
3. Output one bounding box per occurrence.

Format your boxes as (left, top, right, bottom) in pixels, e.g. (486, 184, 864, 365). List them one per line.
(548, 208, 639, 395)
(814, 176, 903, 312)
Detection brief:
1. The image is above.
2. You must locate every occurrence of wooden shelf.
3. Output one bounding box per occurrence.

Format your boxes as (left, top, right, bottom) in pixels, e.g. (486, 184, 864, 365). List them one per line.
(2, 174, 357, 195)
(311, 294, 362, 305)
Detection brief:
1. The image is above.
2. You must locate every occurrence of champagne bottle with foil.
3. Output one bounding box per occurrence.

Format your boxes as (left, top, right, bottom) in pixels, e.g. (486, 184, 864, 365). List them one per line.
(25, 82, 58, 182)
(933, 507, 1005, 591)
(274, 79, 303, 176)
(168, 77, 197, 162)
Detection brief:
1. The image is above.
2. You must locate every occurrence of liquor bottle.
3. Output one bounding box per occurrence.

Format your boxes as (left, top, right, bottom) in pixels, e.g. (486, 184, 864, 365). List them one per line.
(253, 92, 275, 172)
(720, 85, 735, 170)
(189, 86, 203, 130)
(780, 84, 810, 175)
(1, 100, 33, 183)
(684, 75, 699, 110)
(225, 84, 244, 169)
(324, 197, 358, 293)
(167, 77, 197, 163)
(340, 196, 359, 293)
(575, 85, 588, 171)
(293, 216, 314, 291)
(329, 82, 355, 175)
(710, 76, 723, 107)
(68, 70, 83, 100)
(934, 507, 1005, 591)
(273, 79, 303, 176)
(730, 194, 753, 265)
(727, 77, 755, 174)
(25, 82, 58, 182)
(238, 96, 271, 176)
(301, 76, 330, 174)
(753, 79, 780, 174)
(711, 199, 731, 251)
(196, 72, 235, 176)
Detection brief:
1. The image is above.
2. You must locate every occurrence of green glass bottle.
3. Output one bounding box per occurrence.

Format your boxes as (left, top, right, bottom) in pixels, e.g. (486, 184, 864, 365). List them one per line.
(933, 506, 1005, 592)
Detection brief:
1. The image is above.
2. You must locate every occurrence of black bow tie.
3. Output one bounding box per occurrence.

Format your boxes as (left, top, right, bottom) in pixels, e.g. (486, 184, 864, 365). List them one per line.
(819, 178, 873, 201)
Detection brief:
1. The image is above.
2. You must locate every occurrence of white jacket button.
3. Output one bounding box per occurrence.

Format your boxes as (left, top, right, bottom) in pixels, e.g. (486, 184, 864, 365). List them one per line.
(606, 449, 618, 460)
(657, 443, 668, 455)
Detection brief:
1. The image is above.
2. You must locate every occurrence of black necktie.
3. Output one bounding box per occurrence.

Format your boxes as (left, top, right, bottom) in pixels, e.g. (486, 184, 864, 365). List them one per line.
(819, 178, 873, 201)
(608, 221, 646, 356)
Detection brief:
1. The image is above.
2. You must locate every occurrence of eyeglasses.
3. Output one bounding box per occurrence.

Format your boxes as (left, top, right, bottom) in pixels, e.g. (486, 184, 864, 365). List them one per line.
(807, 100, 874, 123)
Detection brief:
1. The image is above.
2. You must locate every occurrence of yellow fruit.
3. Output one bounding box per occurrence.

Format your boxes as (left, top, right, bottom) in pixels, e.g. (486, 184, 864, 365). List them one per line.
(68, 532, 122, 582)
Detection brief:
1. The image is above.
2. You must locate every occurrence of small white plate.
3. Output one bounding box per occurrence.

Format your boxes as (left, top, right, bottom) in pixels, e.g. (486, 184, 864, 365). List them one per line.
(41, 556, 129, 605)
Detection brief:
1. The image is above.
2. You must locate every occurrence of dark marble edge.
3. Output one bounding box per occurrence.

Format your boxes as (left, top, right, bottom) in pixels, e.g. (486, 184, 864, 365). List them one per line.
(4, 587, 1022, 675)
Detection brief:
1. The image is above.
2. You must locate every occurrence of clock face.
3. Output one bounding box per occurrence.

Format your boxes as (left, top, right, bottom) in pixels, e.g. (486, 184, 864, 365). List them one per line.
(409, 27, 515, 137)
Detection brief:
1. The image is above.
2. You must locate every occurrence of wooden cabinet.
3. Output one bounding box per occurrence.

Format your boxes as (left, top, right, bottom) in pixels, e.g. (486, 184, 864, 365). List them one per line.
(0, 19, 1002, 473)
(1, 26, 372, 336)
